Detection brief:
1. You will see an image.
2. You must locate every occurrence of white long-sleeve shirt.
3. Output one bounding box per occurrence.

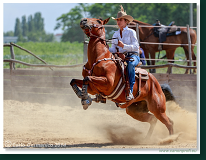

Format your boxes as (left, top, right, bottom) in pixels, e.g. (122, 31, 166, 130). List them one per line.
(109, 26, 139, 53)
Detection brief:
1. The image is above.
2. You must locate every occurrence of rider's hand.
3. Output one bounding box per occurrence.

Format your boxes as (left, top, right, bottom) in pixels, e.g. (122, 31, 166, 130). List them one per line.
(118, 41, 124, 48)
(139, 46, 142, 54)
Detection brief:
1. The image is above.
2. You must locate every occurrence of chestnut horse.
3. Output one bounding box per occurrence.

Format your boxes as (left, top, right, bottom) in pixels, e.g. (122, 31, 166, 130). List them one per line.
(129, 20, 197, 74)
(70, 17, 175, 138)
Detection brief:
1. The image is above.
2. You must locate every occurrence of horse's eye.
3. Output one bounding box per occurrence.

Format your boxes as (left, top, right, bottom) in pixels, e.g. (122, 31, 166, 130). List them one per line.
(97, 20, 102, 24)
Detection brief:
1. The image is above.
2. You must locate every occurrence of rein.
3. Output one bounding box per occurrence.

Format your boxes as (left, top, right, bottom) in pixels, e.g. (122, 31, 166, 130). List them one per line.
(86, 24, 118, 45)
(83, 56, 121, 76)
(84, 24, 121, 76)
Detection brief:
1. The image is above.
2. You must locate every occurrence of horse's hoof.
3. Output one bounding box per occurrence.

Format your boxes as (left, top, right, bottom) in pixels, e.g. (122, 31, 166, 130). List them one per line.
(83, 105, 89, 110)
(81, 97, 92, 110)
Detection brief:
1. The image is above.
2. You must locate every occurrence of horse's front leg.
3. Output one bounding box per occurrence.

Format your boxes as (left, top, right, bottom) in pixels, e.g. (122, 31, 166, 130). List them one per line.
(70, 78, 96, 110)
(70, 79, 83, 99)
(81, 77, 93, 110)
(81, 75, 113, 110)
(70, 79, 96, 97)
(73, 75, 113, 110)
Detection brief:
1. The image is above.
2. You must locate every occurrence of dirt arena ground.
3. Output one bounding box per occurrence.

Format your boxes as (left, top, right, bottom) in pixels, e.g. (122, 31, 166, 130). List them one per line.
(3, 100, 197, 150)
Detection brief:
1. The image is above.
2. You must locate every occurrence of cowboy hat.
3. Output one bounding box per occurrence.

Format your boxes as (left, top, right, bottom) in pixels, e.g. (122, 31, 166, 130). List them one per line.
(112, 5, 134, 23)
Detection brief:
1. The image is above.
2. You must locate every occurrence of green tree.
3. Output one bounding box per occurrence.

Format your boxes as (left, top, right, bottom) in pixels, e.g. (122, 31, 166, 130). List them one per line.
(55, 3, 196, 42)
(26, 32, 41, 42)
(28, 15, 34, 32)
(42, 33, 54, 42)
(14, 18, 22, 37)
(17, 34, 27, 42)
(54, 4, 85, 42)
(88, 3, 197, 37)
(33, 12, 44, 32)
(88, 3, 121, 38)
(9, 12, 54, 42)
(21, 15, 28, 36)
(4, 31, 14, 36)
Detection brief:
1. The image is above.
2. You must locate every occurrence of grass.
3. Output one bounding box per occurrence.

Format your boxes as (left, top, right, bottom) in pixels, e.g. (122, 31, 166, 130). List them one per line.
(3, 42, 83, 69)
(150, 46, 197, 74)
(3, 42, 197, 74)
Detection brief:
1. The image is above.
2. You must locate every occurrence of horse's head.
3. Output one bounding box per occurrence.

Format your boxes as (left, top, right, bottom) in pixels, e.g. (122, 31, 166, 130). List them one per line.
(80, 17, 110, 38)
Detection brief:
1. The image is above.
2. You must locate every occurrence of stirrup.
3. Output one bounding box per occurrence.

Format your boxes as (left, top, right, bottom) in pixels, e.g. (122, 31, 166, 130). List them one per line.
(126, 91, 134, 101)
(158, 44, 162, 51)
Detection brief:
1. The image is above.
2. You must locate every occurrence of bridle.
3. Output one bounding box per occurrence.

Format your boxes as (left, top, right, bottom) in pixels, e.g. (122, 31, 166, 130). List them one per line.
(82, 23, 120, 77)
(84, 24, 105, 40)
(84, 24, 118, 46)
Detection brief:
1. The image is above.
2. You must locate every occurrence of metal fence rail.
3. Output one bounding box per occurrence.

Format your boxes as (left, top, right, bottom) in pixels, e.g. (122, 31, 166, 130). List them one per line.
(83, 23, 198, 74)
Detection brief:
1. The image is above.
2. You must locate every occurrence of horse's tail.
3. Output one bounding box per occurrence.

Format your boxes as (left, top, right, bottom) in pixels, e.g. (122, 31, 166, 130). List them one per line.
(190, 28, 197, 45)
(160, 84, 176, 102)
(182, 28, 197, 45)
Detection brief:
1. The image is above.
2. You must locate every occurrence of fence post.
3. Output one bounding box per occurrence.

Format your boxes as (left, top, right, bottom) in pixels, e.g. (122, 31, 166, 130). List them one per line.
(187, 24, 192, 74)
(10, 43, 15, 70)
(83, 34, 88, 63)
(9, 62, 14, 100)
(136, 23, 140, 45)
(167, 64, 172, 74)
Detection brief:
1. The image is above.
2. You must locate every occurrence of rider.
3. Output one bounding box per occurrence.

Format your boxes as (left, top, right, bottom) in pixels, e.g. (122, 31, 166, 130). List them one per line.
(109, 5, 140, 101)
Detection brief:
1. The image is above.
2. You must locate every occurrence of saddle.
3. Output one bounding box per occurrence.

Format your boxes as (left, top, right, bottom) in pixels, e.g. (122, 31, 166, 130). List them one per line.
(153, 20, 181, 37)
(114, 52, 148, 79)
(114, 52, 149, 100)
(93, 53, 149, 107)
(153, 20, 181, 50)
(135, 68, 149, 81)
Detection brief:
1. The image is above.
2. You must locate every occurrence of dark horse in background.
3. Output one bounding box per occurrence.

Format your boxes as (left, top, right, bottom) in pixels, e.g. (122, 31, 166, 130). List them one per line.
(129, 20, 197, 74)
(70, 17, 176, 138)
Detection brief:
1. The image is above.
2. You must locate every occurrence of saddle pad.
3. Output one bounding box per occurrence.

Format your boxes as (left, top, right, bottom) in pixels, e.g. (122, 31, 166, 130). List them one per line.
(135, 68, 148, 76)
(135, 68, 149, 81)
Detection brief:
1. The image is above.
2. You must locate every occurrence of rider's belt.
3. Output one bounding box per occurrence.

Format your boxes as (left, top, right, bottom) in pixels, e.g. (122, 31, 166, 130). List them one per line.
(126, 52, 139, 57)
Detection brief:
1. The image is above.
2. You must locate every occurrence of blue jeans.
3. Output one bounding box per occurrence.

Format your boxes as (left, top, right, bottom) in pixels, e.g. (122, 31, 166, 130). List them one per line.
(140, 48, 146, 65)
(126, 54, 140, 93)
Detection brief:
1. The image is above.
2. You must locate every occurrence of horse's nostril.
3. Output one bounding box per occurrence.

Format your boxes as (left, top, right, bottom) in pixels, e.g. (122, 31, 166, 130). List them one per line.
(80, 19, 87, 26)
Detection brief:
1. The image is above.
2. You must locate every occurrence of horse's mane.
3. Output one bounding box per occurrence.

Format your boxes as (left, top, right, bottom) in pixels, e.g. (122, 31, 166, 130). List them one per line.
(133, 19, 152, 26)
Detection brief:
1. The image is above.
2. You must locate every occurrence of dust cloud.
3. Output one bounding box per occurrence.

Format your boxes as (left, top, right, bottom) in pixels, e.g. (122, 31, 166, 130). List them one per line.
(3, 99, 197, 148)
(98, 101, 197, 146)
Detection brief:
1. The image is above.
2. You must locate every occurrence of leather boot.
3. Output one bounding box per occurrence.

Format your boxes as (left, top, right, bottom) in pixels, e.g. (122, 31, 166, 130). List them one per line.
(126, 90, 134, 101)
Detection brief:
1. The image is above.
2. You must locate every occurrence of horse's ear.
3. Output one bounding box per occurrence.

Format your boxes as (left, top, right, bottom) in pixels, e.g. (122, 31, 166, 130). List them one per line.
(103, 17, 110, 25)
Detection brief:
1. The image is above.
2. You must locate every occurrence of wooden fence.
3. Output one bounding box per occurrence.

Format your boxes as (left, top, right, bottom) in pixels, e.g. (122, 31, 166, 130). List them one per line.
(3, 67, 197, 111)
(83, 24, 197, 74)
(3, 43, 197, 111)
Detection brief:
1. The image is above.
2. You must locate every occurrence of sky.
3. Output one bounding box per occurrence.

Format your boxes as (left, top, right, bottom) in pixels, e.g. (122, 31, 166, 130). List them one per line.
(3, 1, 199, 35)
(3, 3, 79, 34)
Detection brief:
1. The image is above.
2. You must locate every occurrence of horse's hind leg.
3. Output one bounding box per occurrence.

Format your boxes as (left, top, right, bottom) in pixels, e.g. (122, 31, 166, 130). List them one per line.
(183, 47, 196, 74)
(166, 48, 176, 74)
(149, 50, 156, 73)
(156, 112, 174, 135)
(144, 49, 153, 73)
(191, 49, 197, 73)
(126, 103, 157, 138)
(148, 102, 174, 135)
